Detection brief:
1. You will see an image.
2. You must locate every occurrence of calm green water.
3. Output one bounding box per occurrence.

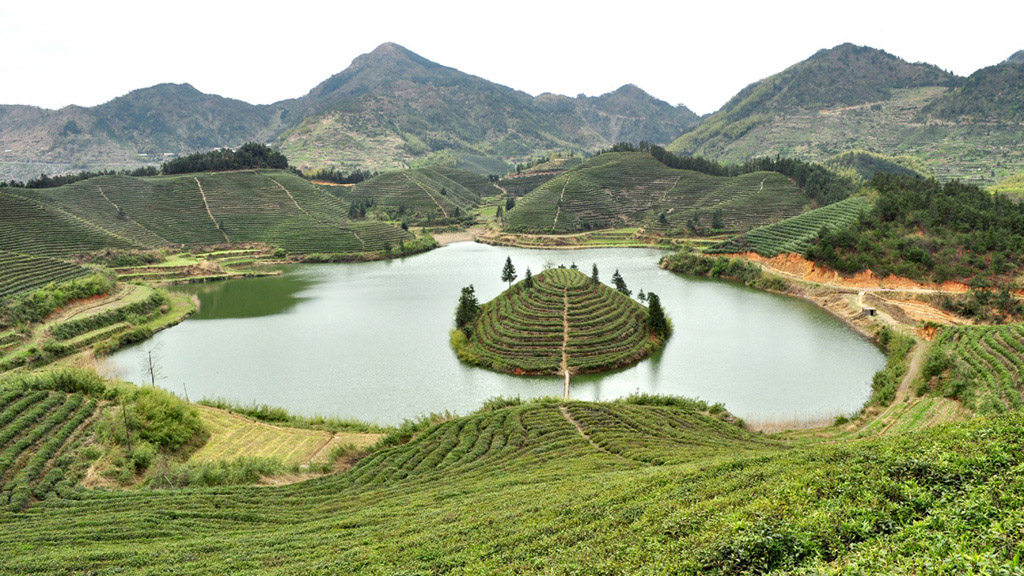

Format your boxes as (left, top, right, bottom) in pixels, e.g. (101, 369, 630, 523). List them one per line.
(107, 243, 885, 425)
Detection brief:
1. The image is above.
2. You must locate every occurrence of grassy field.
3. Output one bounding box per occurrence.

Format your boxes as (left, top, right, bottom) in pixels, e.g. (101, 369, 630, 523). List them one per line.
(454, 268, 665, 375)
(191, 405, 381, 467)
(503, 152, 811, 234)
(706, 195, 875, 256)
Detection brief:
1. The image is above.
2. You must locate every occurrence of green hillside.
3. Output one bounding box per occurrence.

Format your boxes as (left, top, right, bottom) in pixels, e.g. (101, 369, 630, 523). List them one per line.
(278, 43, 698, 173)
(338, 166, 497, 224)
(706, 196, 874, 257)
(503, 152, 810, 234)
(17, 170, 413, 255)
(920, 57, 1024, 122)
(826, 150, 927, 181)
(667, 44, 1024, 185)
(0, 251, 92, 300)
(0, 191, 139, 257)
(2, 378, 1024, 574)
(924, 324, 1024, 414)
(453, 268, 666, 375)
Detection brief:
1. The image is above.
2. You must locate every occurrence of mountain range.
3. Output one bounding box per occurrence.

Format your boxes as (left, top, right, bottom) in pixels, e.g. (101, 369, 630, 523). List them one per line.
(2, 42, 1023, 184)
(667, 43, 1024, 184)
(0, 43, 697, 181)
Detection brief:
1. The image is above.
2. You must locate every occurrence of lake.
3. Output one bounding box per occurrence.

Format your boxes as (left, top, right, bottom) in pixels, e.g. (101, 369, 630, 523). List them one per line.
(106, 243, 885, 425)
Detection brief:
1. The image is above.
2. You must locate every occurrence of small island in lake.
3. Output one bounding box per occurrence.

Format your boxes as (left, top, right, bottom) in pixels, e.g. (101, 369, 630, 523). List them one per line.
(451, 265, 669, 377)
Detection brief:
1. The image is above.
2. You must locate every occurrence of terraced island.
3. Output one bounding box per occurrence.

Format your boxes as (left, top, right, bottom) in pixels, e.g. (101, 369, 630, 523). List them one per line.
(452, 268, 668, 378)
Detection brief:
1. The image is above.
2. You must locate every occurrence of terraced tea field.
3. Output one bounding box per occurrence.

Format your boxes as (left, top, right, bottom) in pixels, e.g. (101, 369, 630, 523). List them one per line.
(339, 166, 495, 223)
(0, 170, 412, 272)
(456, 268, 664, 375)
(503, 152, 810, 233)
(1, 393, 1022, 574)
(0, 192, 137, 257)
(0, 389, 99, 510)
(0, 250, 92, 300)
(926, 324, 1024, 413)
(706, 195, 874, 256)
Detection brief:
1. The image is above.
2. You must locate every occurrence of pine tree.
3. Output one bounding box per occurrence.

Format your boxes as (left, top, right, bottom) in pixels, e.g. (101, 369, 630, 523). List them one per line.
(455, 285, 480, 335)
(523, 267, 534, 288)
(591, 263, 600, 285)
(501, 256, 517, 288)
(611, 269, 631, 296)
(637, 289, 647, 303)
(646, 293, 668, 336)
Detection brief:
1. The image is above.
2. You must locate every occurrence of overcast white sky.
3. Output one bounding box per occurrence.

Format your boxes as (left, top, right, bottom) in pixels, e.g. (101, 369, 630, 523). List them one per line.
(2, 1, 1022, 115)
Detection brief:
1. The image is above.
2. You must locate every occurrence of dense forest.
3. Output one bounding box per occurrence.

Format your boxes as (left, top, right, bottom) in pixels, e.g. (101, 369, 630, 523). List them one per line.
(806, 173, 1024, 320)
(161, 142, 289, 175)
(0, 166, 159, 189)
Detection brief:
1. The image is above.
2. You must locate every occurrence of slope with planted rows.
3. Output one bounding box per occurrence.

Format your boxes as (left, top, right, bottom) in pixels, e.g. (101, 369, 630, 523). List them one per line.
(456, 268, 665, 375)
(503, 152, 810, 234)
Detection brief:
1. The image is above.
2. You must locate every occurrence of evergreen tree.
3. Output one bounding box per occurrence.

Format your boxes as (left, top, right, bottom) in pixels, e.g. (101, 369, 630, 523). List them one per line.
(570, 262, 578, 270)
(711, 209, 724, 230)
(646, 293, 668, 336)
(501, 256, 517, 288)
(455, 285, 480, 334)
(523, 267, 534, 288)
(495, 205, 504, 219)
(591, 263, 600, 285)
(611, 269, 631, 296)
(637, 289, 647, 303)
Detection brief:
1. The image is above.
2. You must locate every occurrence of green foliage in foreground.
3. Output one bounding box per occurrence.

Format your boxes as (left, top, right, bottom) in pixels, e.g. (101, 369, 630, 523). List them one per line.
(0, 369, 204, 508)
(2, 396, 1024, 574)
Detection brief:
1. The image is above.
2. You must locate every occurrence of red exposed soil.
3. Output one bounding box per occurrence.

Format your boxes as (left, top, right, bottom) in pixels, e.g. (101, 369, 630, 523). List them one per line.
(728, 252, 970, 293)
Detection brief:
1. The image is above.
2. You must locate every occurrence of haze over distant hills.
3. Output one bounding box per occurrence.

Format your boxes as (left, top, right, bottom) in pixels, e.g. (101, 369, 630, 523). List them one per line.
(668, 43, 1024, 184)
(0, 43, 697, 181)
(2, 42, 1023, 184)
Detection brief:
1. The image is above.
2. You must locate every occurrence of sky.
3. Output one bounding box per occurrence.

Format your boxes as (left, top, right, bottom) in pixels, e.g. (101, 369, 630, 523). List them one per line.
(2, 0, 1022, 115)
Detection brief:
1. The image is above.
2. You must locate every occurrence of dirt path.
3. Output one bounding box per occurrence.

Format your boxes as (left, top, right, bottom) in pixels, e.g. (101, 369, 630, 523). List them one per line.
(433, 228, 482, 246)
(264, 174, 324, 225)
(195, 177, 230, 242)
(307, 433, 340, 462)
(876, 341, 930, 436)
(48, 284, 137, 325)
(551, 177, 570, 231)
(559, 406, 644, 464)
(96, 186, 171, 245)
(660, 175, 683, 203)
(406, 174, 449, 219)
(560, 286, 570, 398)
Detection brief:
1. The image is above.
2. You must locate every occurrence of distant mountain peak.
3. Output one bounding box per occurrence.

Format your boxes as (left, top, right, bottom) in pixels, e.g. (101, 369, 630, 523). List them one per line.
(1005, 50, 1024, 65)
(350, 42, 442, 72)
